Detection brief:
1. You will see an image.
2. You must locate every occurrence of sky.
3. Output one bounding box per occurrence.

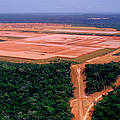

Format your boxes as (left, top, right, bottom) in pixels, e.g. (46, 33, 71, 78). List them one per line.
(0, 0, 120, 14)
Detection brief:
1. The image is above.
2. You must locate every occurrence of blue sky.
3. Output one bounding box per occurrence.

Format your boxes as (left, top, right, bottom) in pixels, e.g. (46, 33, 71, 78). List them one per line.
(0, 0, 120, 13)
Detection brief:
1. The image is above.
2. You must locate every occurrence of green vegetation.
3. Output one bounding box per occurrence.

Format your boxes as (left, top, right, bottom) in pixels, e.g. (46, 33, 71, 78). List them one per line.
(113, 52, 120, 56)
(0, 39, 6, 42)
(73, 23, 120, 31)
(92, 86, 120, 120)
(63, 27, 107, 31)
(43, 31, 120, 37)
(0, 30, 41, 34)
(0, 61, 74, 120)
(0, 36, 27, 39)
(73, 48, 116, 63)
(19, 30, 40, 33)
(85, 62, 120, 94)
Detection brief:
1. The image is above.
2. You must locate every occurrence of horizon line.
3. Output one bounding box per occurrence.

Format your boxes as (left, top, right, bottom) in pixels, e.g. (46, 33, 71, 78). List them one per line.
(0, 12, 120, 15)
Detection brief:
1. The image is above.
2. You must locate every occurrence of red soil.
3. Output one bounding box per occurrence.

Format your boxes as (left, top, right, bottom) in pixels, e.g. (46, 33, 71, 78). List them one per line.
(0, 28, 120, 59)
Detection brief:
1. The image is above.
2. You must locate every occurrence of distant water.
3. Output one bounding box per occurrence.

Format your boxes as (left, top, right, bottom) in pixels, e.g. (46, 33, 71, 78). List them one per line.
(0, 13, 120, 30)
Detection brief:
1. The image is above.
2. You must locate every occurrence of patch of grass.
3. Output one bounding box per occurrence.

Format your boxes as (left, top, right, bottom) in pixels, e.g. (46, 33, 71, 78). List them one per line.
(62, 27, 108, 31)
(74, 48, 117, 62)
(19, 30, 41, 33)
(0, 36, 27, 39)
(43, 31, 120, 37)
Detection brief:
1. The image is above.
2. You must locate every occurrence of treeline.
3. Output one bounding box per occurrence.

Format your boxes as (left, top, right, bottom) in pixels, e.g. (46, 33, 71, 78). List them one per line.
(85, 62, 120, 94)
(113, 52, 120, 56)
(0, 40, 6, 42)
(92, 86, 120, 120)
(0, 61, 74, 120)
(44, 31, 120, 37)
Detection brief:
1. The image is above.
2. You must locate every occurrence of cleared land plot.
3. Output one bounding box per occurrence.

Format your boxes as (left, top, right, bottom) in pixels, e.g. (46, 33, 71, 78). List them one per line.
(0, 48, 115, 64)
(0, 25, 120, 61)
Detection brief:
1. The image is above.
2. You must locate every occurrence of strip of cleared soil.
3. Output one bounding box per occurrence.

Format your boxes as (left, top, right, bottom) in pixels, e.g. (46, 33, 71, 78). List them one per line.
(49, 29, 120, 34)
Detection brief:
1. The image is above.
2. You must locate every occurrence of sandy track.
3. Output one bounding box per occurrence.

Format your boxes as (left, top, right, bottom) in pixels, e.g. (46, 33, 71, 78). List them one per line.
(70, 64, 86, 120)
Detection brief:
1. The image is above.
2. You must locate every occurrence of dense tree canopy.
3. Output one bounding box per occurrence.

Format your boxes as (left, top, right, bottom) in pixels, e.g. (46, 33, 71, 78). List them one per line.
(85, 62, 120, 94)
(113, 52, 120, 56)
(92, 86, 120, 120)
(0, 61, 74, 120)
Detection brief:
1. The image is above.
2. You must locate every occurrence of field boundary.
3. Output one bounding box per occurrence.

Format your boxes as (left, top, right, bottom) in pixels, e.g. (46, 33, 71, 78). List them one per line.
(0, 48, 117, 64)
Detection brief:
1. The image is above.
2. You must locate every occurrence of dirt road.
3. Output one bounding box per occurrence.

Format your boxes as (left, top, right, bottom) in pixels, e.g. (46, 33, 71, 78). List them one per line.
(70, 48, 120, 120)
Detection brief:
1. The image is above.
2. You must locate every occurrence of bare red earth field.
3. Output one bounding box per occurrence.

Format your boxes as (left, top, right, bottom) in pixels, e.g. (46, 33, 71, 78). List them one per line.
(0, 23, 120, 60)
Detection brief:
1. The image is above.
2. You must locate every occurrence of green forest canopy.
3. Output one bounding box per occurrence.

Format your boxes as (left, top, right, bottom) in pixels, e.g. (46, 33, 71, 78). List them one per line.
(92, 86, 120, 120)
(0, 61, 74, 120)
(85, 62, 120, 94)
